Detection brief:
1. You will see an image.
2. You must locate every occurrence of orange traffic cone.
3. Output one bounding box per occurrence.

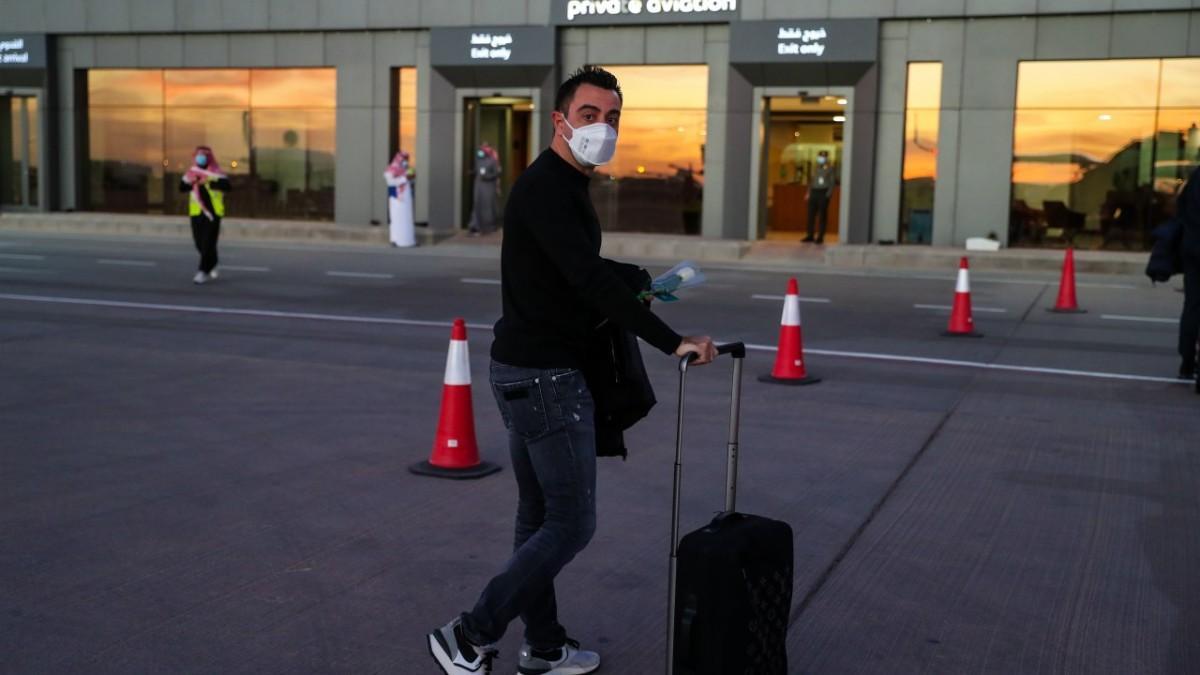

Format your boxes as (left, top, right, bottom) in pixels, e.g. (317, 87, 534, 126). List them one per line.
(759, 278, 821, 385)
(409, 318, 501, 480)
(942, 257, 983, 338)
(1048, 247, 1086, 313)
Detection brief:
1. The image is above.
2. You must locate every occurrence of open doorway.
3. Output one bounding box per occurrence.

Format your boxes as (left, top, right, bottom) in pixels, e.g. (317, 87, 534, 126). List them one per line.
(461, 96, 533, 230)
(761, 95, 846, 243)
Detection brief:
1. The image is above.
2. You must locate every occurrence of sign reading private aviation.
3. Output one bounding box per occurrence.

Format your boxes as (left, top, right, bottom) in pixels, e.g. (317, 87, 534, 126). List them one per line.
(555, 0, 738, 25)
(730, 19, 878, 63)
(0, 34, 46, 68)
(430, 26, 554, 67)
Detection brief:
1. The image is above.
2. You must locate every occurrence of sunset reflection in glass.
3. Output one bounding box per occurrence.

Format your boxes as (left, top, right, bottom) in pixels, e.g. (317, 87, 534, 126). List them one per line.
(900, 62, 941, 244)
(590, 65, 708, 234)
(87, 68, 336, 220)
(1011, 58, 1200, 250)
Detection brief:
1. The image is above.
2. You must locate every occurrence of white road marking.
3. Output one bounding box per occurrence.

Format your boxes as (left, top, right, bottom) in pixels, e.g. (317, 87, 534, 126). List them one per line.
(752, 294, 832, 304)
(744, 343, 1184, 385)
(1101, 314, 1178, 325)
(704, 264, 1139, 289)
(914, 303, 1008, 314)
(0, 291, 1180, 385)
(97, 259, 156, 267)
(0, 293, 492, 331)
(221, 265, 271, 273)
(0, 266, 55, 274)
(325, 271, 394, 279)
(461, 278, 501, 285)
(0, 253, 45, 261)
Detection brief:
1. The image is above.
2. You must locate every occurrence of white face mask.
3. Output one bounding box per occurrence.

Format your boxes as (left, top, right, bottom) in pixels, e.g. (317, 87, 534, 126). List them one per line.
(561, 118, 618, 167)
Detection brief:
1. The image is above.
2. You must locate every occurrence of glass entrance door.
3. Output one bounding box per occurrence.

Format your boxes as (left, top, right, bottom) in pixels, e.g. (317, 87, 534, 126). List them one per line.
(762, 96, 846, 242)
(1, 93, 39, 208)
(462, 96, 533, 230)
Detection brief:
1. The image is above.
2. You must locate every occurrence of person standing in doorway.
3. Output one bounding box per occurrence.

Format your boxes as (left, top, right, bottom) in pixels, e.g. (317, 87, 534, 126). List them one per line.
(804, 149, 837, 244)
(384, 151, 416, 247)
(426, 65, 718, 675)
(179, 145, 231, 284)
(469, 142, 502, 236)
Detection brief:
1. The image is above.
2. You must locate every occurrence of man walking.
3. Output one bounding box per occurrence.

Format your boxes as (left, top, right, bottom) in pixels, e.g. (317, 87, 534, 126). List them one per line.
(427, 65, 717, 675)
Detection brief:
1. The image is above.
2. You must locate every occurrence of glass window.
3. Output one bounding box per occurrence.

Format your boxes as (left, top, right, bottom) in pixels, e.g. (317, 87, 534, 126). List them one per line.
(900, 62, 941, 244)
(251, 109, 336, 219)
(88, 70, 164, 107)
(251, 69, 337, 109)
(88, 107, 165, 212)
(591, 65, 708, 234)
(1015, 60, 1158, 110)
(26, 96, 37, 206)
(1010, 58, 1198, 251)
(2, 95, 39, 207)
(87, 68, 336, 220)
(395, 67, 418, 168)
(164, 69, 250, 107)
(164, 108, 251, 214)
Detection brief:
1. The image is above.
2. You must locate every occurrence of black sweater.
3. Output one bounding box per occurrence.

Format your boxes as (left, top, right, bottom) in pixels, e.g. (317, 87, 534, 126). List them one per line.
(491, 149, 683, 368)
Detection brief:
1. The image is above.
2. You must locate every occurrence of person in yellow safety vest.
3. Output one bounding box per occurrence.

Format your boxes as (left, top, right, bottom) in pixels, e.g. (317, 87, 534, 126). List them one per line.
(179, 145, 232, 285)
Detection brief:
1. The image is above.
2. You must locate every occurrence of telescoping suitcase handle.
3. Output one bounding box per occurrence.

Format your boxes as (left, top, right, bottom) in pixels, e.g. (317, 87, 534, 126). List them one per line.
(666, 341, 745, 675)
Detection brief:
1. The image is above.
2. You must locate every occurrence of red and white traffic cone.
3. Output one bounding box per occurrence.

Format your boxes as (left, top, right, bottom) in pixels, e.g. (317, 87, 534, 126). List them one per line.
(1048, 247, 1086, 313)
(759, 278, 821, 385)
(942, 257, 983, 338)
(409, 318, 501, 480)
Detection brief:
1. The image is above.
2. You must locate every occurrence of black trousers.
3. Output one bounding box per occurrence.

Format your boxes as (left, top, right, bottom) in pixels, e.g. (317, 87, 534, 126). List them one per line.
(807, 189, 831, 240)
(190, 215, 221, 274)
(1180, 262, 1200, 371)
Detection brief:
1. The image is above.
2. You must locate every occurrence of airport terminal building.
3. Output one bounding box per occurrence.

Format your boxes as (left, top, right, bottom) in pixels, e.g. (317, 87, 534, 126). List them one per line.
(3, 0, 1200, 251)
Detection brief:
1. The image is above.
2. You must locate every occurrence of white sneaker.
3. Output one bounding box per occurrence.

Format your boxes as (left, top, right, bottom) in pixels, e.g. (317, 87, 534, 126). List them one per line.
(427, 618, 498, 674)
(518, 638, 599, 675)
(192, 271, 208, 284)
(208, 267, 218, 279)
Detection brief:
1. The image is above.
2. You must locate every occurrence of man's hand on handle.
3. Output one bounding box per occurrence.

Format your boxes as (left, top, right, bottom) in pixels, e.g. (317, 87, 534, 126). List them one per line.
(675, 335, 718, 366)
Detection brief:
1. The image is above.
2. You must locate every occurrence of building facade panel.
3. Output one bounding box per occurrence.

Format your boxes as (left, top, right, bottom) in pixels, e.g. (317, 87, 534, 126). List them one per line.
(967, 0, 1036, 14)
(1039, 0, 1115, 12)
(268, 0, 319, 31)
(130, 0, 176, 33)
(180, 34, 230, 68)
(176, 0, 224, 33)
(95, 36, 139, 68)
(368, 0, 422, 28)
(896, 0, 963, 16)
(221, 0, 271, 32)
(318, 0, 370, 31)
(1034, 14, 1112, 59)
(766, 0, 830, 20)
(136, 36, 185, 69)
(229, 33, 276, 67)
(1110, 12, 1190, 57)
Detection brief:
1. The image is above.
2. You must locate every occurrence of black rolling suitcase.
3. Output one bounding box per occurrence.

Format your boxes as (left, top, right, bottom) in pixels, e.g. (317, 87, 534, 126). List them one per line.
(667, 343, 794, 675)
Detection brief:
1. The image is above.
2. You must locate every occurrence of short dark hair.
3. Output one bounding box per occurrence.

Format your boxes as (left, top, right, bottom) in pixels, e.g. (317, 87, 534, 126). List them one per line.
(555, 65, 622, 114)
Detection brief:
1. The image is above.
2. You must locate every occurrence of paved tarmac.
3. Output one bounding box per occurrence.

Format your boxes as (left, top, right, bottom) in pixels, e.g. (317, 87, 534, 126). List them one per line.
(1, 231, 1198, 674)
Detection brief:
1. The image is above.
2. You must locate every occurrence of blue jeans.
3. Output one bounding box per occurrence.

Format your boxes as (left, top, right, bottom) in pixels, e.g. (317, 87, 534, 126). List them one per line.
(462, 361, 597, 650)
